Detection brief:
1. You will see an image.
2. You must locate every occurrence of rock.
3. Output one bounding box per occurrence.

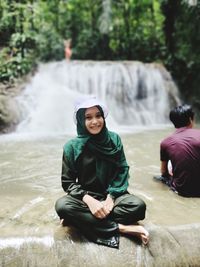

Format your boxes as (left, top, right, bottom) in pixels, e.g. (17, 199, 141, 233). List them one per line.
(0, 94, 20, 132)
(1, 223, 200, 267)
(0, 75, 31, 133)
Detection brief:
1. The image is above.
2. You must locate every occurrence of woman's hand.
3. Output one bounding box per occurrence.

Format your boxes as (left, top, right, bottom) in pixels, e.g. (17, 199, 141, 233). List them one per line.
(83, 194, 108, 219)
(101, 194, 114, 215)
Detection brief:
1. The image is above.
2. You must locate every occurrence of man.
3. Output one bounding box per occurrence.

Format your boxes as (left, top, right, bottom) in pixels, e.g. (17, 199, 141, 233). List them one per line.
(159, 104, 200, 197)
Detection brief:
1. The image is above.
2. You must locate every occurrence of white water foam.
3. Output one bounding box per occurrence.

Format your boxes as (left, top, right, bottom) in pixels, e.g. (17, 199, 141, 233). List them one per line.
(15, 60, 179, 136)
(0, 236, 54, 249)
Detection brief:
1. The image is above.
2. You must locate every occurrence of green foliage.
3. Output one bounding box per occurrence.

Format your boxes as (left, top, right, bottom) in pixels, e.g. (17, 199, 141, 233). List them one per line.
(0, 0, 199, 112)
(35, 27, 64, 61)
(161, 0, 200, 110)
(0, 0, 37, 81)
(0, 47, 34, 82)
(10, 32, 36, 50)
(0, 0, 165, 70)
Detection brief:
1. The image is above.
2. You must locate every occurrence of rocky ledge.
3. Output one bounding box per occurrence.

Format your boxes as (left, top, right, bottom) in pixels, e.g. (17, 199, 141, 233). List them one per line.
(0, 76, 30, 133)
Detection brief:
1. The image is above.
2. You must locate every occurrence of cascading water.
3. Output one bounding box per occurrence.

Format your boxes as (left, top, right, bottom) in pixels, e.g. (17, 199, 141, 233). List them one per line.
(16, 60, 180, 135)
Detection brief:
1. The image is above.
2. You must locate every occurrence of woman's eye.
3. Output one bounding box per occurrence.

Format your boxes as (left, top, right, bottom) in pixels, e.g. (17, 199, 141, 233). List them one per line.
(96, 114, 101, 118)
(85, 116, 92, 120)
(85, 113, 102, 120)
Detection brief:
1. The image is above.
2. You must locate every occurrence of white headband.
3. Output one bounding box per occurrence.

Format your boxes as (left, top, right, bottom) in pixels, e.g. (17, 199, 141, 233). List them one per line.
(74, 95, 108, 123)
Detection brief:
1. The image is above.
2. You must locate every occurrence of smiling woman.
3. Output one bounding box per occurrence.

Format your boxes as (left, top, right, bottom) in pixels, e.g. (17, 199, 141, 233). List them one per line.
(55, 95, 149, 248)
(85, 106, 104, 135)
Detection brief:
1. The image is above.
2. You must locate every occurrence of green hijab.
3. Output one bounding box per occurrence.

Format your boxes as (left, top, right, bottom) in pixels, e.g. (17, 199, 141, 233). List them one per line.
(76, 106, 122, 163)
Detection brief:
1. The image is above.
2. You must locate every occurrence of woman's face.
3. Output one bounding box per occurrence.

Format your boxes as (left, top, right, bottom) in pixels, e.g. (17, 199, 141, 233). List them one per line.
(85, 106, 104, 135)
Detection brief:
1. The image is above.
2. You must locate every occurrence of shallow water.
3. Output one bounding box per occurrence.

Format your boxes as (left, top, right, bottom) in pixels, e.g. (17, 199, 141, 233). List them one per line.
(0, 127, 200, 266)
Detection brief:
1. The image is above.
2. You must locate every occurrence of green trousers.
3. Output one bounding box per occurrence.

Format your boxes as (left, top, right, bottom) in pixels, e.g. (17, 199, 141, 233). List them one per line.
(55, 193, 146, 248)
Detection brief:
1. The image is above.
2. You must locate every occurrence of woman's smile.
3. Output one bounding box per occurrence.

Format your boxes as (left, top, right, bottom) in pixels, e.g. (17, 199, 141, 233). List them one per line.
(85, 106, 104, 134)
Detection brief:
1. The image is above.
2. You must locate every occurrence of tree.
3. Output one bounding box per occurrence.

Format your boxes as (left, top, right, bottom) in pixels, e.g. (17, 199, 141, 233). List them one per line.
(161, 0, 200, 111)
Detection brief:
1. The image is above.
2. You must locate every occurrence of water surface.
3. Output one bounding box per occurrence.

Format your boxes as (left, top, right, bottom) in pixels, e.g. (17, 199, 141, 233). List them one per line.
(0, 128, 200, 266)
(1, 128, 199, 236)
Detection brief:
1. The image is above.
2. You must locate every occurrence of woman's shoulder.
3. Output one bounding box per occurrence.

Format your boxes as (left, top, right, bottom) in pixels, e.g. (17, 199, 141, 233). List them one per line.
(108, 130, 119, 137)
(63, 137, 77, 148)
(63, 137, 87, 160)
(108, 131, 122, 144)
(63, 137, 81, 152)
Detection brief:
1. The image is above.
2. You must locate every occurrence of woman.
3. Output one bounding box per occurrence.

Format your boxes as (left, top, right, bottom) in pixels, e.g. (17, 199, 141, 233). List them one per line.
(55, 96, 149, 248)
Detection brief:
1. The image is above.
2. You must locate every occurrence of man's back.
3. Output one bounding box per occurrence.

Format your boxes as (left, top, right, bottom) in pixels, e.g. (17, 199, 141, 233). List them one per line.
(161, 127, 200, 196)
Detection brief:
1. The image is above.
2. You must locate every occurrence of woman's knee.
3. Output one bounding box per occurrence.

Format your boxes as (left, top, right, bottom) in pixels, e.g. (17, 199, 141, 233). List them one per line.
(113, 194, 147, 222)
(55, 195, 84, 219)
(136, 198, 146, 219)
(128, 195, 146, 217)
(55, 197, 66, 216)
(55, 196, 72, 217)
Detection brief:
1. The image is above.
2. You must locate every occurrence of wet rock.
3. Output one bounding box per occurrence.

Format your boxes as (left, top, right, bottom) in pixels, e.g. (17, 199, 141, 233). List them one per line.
(1, 223, 200, 267)
(0, 76, 30, 133)
(0, 94, 20, 132)
(150, 63, 181, 107)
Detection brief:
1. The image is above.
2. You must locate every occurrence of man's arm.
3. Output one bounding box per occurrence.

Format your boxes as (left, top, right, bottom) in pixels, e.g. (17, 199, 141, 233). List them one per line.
(161, 160, 169, 177)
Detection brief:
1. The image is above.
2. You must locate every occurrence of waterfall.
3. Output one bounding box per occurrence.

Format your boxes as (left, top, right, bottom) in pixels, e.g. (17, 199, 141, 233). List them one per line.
(16, 60, 180, 135)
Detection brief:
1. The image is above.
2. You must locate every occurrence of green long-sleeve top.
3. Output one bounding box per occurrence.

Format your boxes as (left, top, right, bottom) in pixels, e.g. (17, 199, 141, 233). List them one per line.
(61, 131, 130, 200)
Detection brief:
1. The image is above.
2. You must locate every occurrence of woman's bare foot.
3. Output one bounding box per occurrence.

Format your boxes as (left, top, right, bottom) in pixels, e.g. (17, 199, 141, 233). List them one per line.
(118, 223, 149, 245)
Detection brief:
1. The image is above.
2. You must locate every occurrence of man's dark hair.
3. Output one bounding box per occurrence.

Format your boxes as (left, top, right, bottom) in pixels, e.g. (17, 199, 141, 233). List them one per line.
(169, 104, 194, 128)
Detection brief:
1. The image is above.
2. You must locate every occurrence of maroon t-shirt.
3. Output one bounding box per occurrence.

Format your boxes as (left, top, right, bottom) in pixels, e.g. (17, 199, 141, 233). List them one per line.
(160, 127, 200, 197)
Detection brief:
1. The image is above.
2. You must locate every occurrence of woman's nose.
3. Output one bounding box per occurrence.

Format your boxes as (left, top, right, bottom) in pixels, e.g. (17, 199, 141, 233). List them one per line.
(91, 117, 98, 124)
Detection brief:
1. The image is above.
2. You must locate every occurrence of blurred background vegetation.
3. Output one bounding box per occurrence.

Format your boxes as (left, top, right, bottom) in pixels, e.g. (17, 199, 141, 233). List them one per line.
(0, 0, 199, 110)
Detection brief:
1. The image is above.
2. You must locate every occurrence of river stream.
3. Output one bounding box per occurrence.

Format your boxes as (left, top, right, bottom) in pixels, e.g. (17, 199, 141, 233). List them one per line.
(1, 127, 200, 235)
(1, 127, 200, 266)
